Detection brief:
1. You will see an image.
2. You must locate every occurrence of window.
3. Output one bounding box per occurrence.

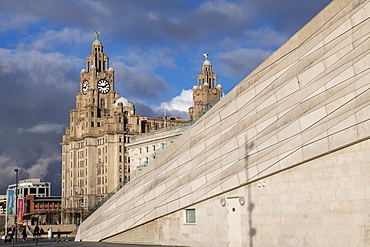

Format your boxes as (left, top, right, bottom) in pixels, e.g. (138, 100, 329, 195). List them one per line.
(30, 188, 36, 194)
(185, 209, 196, 223)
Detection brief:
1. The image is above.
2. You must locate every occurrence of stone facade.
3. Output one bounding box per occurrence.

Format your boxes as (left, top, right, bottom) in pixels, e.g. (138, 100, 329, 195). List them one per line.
(60, 39, 186, 225)
(126, 124, 185, 173)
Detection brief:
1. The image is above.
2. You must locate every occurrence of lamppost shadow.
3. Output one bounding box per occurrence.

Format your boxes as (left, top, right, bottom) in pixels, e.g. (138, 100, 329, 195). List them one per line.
(245, 141, 256, 247)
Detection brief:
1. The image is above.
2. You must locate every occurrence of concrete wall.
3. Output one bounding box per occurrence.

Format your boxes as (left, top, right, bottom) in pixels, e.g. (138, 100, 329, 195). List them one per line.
(103, 138, 370, 246)
(152, 139, 370, 247)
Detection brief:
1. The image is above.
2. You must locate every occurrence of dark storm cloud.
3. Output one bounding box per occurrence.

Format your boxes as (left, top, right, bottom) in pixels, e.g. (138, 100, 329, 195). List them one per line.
(0, 0, 332, 46)
(217, 48, 273, 79)
(251, 0, 333, 34)
(0, 48, 79, 195)
(112, 61, 168, 100)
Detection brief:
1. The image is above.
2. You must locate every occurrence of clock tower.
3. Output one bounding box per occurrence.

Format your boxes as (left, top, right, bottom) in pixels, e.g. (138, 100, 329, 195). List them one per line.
(61, 35, 188, 225)
(189, 56, 222, 119)
(61, 37, 132, 225)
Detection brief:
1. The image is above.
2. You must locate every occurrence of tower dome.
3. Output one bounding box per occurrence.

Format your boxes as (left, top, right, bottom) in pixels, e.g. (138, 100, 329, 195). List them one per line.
(203, 59, 211, 66)
(114, 97, 130, 107)
(92, 39, 102, 46)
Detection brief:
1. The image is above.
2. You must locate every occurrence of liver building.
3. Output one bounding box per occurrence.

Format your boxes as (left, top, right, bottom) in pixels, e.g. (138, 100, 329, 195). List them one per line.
(60, 37, 188, 224)
(61, 36, 222, 225)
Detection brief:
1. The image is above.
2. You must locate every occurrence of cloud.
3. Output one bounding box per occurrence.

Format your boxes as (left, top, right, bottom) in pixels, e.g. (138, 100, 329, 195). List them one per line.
(0, 140, 62, 194)
(29, 27, 91, 52)
(198, 0, 245, 19)
(0, 154, 11, 167)
(0, 154, 20, 191)
(217, 48, 273, 79)
(114, 46, 179, 70)
(128, 89, 192, 120)
(17, 122, 65, 135)
(0, 11, 39, 32)
(161, 89, 192, 112)
(242, 28, 289, 49)
(23, 154, 61, 179)
(0, 48, 81, 89)
(112, 60, 168, 100)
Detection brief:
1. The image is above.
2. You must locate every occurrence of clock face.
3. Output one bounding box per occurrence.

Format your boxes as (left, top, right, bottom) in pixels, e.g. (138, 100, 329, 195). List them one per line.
(82, 80, 89, 95)
(97, 79, 110, 94)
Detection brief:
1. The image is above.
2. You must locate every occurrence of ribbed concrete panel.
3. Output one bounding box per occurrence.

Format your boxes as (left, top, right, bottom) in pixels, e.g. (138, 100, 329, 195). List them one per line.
(76, 0, 370, 243)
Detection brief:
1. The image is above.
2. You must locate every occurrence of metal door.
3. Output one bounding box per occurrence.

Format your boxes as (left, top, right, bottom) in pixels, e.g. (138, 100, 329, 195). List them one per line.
(227, 197, 242, 247)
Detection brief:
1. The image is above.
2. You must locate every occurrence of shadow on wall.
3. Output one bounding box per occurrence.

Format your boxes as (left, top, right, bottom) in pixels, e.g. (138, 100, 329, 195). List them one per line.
(245, 141, 256, 247)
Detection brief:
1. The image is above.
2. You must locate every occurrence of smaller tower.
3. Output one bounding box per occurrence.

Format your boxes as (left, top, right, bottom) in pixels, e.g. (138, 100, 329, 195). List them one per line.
(189, 54, 222, 119)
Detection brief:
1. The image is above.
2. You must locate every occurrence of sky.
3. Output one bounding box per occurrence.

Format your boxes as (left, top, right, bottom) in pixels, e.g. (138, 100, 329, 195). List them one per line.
(0, 0, 332, 196)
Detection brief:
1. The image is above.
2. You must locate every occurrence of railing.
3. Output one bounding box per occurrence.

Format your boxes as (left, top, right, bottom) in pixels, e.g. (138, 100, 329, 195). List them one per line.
(83, 88, 230, 221)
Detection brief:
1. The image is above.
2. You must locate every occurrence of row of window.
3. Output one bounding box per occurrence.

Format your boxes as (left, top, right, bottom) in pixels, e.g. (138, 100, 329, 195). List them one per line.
(18, 187, 49, 196)
(138, 143, 164, 154)
(34, 204, 61, 210)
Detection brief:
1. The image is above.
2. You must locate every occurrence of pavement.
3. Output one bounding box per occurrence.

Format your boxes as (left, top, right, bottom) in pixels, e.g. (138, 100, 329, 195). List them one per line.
(0, 237, 181, 247)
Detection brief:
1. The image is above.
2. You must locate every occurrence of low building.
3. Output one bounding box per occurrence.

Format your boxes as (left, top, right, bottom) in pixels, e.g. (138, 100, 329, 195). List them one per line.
(23, 195, 61, 225)
(8, 178, 50, 198)
(126, 124, 185, 174)
(0, 195, 6, 214)
(5, 179, 55, 227)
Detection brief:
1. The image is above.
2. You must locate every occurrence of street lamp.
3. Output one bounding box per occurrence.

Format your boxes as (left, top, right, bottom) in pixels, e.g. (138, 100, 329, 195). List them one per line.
(14, 169, 19, 243)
